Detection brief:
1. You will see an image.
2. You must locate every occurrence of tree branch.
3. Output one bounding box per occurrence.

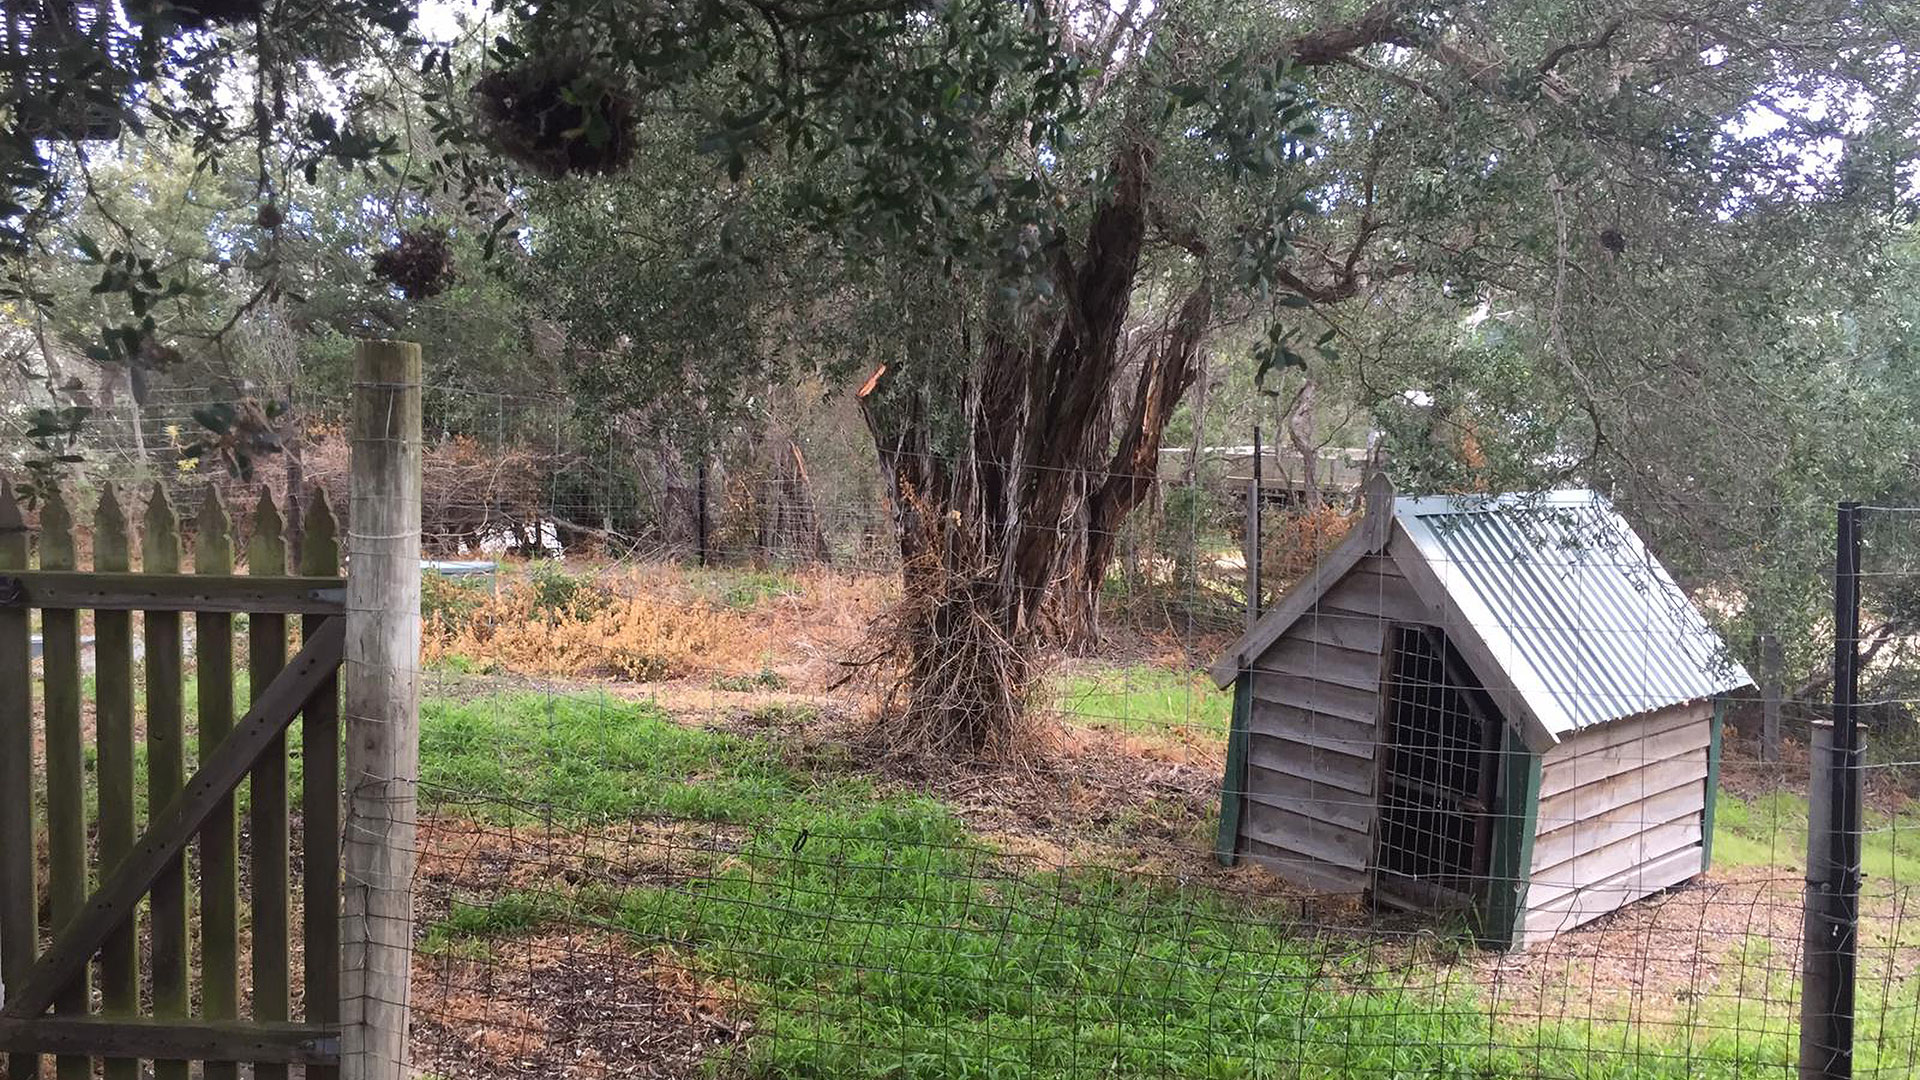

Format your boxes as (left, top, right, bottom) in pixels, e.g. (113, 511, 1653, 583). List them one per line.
(1287, 1, 1419, 66)
(1537, 17, 1624, 75)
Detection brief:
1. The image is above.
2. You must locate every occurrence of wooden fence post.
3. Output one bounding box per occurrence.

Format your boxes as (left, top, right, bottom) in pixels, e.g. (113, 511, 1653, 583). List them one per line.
(0, 478, 38, 1080)
(248, 491, 292, 1080)
(342, 340, 423, 1080)
(1760, 632, 1783, 763)
(1245, 426, 1263, 627)
(38, 490, 89, 1080)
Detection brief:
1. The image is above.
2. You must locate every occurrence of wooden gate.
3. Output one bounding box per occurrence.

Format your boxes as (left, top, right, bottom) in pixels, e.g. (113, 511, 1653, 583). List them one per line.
(0, 479, 348, 1079)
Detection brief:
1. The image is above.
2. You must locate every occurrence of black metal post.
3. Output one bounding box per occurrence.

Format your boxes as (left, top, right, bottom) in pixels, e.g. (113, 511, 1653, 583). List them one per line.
(695, 455, 712, 567)
(1831, 502, 1864, 1075)
(1805, 502, 1863, 1079)
(1246, 426, 1263, 624)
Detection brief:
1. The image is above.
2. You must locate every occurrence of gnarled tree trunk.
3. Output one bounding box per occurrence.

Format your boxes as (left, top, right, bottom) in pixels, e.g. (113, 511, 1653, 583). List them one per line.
(854, 6, 1421, 755)
(859, 145, 1159, 755)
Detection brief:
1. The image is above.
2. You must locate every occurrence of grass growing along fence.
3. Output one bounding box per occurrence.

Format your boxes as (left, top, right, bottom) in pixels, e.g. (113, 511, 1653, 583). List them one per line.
(420, 692, 880, 823)
(412, 690, 1920, 1080)
(1050, 664, 1232, 737)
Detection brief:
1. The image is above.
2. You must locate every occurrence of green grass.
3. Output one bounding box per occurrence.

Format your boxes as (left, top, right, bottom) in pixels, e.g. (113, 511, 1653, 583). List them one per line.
(429, 803, 1521, 1080)
(713, 666, 787, 692)
(1051, 664, 1231, 735)
(411, 690, 1920, 1080)
(66, 667, 263, 824)
(692, 568, 802, 610)
(418, 691, 874, 822)
(1712, 786, 1920, 883)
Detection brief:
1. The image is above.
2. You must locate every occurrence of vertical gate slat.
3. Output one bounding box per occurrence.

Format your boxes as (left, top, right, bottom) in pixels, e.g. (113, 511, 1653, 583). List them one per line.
(249, 490, 292, 1080)
(301, 489, 344, 1080)
(93, 486, 140, 1080)
(39, 488, 90, 1080)
(143, 484, 190, 1080)
(196, 489, 241, 1080)
(0, 478, 39, 1080)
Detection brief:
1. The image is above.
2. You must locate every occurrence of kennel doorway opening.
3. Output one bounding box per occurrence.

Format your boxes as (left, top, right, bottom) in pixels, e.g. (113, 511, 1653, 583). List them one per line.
(1372, 624, 1502, 912)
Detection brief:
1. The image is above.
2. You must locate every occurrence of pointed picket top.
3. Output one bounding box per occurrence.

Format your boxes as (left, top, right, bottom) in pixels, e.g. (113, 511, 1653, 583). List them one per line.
(300, 487, 339, 577)
(143, 483, 182, 575)
(39, 485, 76, 570)
(249, 486, 286, 576)
(195, 487, 234, 575)
(94, 484, 131, 573)
(0, 477, 25, 564)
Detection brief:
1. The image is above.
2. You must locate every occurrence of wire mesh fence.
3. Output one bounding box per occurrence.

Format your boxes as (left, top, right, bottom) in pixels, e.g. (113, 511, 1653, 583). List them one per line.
(4, 385, 1920, 1079)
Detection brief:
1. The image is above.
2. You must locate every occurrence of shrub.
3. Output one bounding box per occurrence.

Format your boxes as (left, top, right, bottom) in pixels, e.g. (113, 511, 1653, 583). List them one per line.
(713, 667, 786, 692)
(421, 570, 489, 625)
(701, 569, 801, 611)
(423, 573, 742, 682)
(525, 560, 610, 622)
(1261, 502, 1355, 590)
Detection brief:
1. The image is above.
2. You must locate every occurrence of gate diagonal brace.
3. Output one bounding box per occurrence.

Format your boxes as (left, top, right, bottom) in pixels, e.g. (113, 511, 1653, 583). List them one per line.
(0, 617, 345, 1021)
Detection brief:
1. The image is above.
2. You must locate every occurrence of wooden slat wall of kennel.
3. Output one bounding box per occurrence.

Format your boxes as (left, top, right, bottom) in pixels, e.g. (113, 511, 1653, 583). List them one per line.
(0, 479, 346, 1074)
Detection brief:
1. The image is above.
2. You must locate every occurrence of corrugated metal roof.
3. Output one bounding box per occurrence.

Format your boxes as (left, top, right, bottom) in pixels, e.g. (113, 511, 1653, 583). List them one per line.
(1394, 491, 1750, 738)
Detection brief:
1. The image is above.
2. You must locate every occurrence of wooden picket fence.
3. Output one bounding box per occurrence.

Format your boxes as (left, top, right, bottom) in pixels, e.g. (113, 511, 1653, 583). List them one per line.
(0, 478, 348, 1078)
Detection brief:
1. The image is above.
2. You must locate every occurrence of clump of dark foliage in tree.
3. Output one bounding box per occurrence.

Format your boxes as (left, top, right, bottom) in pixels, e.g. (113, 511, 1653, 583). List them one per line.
(472, 57, 636, 179)
(372, 227, 455, 299)
(138, 0, 267, 28)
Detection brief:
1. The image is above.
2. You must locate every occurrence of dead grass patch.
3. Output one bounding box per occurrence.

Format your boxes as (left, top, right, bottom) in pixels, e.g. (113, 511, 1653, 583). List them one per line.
(412, 931, 745, 1080)
(423, 562, 891, 690)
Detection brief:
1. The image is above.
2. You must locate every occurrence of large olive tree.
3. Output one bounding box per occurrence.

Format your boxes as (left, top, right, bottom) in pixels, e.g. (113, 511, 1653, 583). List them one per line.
(8, 0, 1917, 756)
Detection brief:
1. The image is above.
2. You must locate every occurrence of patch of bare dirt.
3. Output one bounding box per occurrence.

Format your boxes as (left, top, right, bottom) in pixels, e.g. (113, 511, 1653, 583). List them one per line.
(858, 721, 1234, 880)
(411, 932, 746, 1080)
(1469, 870, 1809, 1029)
(413, 814, 746, 917)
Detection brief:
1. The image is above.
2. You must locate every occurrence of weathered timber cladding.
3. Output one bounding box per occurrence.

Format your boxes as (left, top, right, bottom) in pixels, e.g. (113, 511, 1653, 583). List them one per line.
(1524, 700, 1714, 939)
(1237, 566, 1420, 894)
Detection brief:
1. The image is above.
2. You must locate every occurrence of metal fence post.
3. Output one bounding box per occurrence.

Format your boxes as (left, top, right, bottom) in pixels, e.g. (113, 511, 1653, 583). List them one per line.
(1801, 501, 1863, 1079)
(1245, 426, 1262, 626)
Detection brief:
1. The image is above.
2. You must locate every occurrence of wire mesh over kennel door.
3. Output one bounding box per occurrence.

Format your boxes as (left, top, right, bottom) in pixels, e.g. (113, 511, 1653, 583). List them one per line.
(1372, 625, 1501, 912)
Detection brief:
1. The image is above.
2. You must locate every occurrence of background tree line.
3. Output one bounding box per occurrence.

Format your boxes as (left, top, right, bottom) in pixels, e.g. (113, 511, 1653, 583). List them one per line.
(4, 0, 1919, 755)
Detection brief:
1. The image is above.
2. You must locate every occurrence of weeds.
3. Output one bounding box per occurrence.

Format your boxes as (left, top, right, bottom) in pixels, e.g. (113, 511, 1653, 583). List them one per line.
(525, 560, 611, 621)
(713, 666, 786, 692)
(422, 570, 491, 625)
(697, 569, 801, 610)
(423, 575, 746, 681)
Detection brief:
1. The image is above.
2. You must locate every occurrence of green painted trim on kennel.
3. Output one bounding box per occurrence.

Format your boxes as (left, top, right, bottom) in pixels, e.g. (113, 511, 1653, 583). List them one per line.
(1214, 677, 1253, 867)
(1478, 723, 1542, 951)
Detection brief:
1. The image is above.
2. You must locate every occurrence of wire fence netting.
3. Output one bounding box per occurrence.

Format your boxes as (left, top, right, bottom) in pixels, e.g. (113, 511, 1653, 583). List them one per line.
(4, 386, 1919, 1079)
